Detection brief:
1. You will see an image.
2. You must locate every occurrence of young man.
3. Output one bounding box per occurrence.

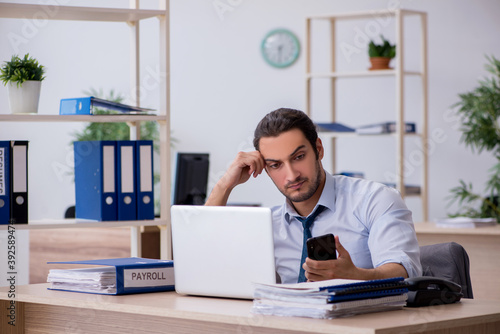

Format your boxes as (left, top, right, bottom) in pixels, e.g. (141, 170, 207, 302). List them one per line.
(206, 108, 422, 284)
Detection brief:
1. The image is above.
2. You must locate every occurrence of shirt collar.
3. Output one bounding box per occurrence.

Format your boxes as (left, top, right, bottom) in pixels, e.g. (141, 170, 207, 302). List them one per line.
(283, 171, 336, 223)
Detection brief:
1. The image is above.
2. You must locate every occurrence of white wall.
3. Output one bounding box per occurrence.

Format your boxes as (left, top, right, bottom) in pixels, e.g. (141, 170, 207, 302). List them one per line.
(0, 0, 499, 223)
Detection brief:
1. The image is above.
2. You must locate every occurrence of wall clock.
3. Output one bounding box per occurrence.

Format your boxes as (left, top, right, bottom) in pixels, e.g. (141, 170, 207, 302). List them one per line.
(261, 29, 300, 68)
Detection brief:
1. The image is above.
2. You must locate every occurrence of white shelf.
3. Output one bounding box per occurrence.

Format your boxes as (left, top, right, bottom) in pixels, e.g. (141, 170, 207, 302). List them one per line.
(308, 9, 426, 21)
(307, 70, 422, 79)
(0, 3, 166, 22)
(305, 8, 429, 221)
(318, 132, 422, 139)
(0, 1, 172, 260)
(0, 219, 167, 231)
(0, 114, 168, 123)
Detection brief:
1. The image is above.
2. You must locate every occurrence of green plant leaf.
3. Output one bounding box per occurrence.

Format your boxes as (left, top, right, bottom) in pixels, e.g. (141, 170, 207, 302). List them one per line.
(367, 35, 396, 59)
(0, 53, 45, 86)
(447, 55, 500, 222)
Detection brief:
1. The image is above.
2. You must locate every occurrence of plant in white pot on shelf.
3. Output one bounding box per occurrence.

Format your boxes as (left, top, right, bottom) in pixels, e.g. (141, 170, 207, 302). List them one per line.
(0, 54, 45, 114)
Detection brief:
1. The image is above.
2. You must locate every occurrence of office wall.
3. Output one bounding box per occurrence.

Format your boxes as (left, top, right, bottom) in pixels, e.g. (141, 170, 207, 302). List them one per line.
(0, 0, 499, 223)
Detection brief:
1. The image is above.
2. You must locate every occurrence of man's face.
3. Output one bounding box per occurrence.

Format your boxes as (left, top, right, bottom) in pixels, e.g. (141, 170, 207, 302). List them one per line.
(259, 129, 324, 204)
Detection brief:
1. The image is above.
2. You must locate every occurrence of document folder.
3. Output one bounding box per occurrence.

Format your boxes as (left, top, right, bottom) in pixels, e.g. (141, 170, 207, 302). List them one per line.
(135, 140, 154, 220)
(117, 141, 137, 220)
(47, 257, 175, 295)
(10, 141, 28, 224)
(74, 141, 117, 221)
(0, 141, 11, 224)
(59, 97, 154, 115)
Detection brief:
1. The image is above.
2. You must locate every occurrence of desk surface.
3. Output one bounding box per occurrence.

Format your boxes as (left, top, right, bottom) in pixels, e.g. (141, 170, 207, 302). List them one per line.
(415, 222, 500, 235)
(1, 284, 500, 334)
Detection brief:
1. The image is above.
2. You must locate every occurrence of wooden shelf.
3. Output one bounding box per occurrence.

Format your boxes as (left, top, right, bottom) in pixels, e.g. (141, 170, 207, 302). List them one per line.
(0, 218, 167, 231)
(0, 3, 166, 22)
(308, 9, 426, 21)
(0, 1, 172, 260)
(0, 114, 168, 123)
(305, 8, 429, 220)
(307, 70, 422, 79)
(318, 132, 422, 139)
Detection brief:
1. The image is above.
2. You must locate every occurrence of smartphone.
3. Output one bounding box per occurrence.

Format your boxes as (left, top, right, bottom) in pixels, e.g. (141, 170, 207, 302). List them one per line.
(306, 233, 337, 261)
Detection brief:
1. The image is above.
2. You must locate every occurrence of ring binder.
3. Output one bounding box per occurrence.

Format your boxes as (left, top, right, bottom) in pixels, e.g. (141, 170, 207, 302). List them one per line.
(10, 141, 28, 224)
(0, 141, 11, 224)
(74, 141, 117, 221)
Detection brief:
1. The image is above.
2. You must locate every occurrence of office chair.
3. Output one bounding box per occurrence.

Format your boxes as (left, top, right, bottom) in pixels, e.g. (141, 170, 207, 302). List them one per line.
(419, 242, 473, 298)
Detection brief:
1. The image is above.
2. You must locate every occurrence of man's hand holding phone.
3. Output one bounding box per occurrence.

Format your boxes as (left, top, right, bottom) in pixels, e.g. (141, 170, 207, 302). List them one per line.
(303, 234, 359, 282)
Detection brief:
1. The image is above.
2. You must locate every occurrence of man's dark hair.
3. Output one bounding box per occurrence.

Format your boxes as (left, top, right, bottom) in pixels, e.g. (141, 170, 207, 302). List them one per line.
(253, 108, 319, 158)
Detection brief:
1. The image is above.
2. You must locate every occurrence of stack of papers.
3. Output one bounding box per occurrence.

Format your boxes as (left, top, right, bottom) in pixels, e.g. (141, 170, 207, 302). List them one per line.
(252, 277, 408, 319)
(48, 267, 117, 294)
(434, 217, 497, 228)
(47, 257, 175, 295)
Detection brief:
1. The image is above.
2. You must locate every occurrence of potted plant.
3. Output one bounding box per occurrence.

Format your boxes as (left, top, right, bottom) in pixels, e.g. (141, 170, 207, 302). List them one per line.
(0, 53, 45, 114)
(448, 55, 500, 223)
(368, 35, 396, 70)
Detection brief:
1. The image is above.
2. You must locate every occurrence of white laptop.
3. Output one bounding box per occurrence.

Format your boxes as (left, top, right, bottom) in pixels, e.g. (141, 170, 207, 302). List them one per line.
(171, 205, 276, 299)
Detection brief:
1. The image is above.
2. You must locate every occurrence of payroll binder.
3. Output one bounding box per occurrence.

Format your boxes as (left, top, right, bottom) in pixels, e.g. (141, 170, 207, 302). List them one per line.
(74, 141, 117, 221)
(135, 140, 154, 220)
(47, 257, 175, 295)
(10, 141, 28, 224)
(59, 96, 155, 115)
(117, 141, 137, 220)
(0, 141, 10, 224)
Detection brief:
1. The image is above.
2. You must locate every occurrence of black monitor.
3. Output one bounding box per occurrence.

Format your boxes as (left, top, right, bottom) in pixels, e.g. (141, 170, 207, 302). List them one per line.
(173, 153, 210, 205)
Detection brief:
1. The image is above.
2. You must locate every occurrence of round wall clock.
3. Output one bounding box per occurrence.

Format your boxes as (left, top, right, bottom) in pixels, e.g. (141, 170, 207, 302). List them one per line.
(261, 29, 300, 68)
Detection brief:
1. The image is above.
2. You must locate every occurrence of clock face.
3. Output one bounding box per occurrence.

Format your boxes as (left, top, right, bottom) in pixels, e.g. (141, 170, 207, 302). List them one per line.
(261, 29, 300, 68)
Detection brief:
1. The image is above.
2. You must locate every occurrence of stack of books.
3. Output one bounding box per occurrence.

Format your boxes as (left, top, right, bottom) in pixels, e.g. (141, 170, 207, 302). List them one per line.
(252, 277, 408, 319)
(47, 257, 175, 295)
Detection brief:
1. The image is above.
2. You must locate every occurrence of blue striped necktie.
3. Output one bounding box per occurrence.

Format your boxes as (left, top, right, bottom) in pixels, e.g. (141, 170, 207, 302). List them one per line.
(295, 205, 325, 283)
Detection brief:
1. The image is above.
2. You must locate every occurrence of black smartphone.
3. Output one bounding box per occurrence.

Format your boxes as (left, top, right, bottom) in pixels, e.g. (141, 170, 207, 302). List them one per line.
(306, 233, 337, 261)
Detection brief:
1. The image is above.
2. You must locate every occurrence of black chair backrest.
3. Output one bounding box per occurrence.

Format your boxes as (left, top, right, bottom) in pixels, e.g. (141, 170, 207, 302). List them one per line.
(420, 242, 473, 298)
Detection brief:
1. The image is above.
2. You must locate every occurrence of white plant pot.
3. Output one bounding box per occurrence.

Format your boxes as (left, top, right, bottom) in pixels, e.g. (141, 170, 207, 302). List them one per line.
(8, 80, 42, 114)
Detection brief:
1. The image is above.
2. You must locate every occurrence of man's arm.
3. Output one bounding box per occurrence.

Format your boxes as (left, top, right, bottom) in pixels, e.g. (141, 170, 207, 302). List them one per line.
(205, 151, 265, 206)
(303, 236, 408, 281)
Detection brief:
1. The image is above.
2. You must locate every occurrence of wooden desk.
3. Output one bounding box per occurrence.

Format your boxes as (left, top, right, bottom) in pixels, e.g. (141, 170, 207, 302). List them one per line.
(415, 222, 500, 300)
(1, 284, 500, 334)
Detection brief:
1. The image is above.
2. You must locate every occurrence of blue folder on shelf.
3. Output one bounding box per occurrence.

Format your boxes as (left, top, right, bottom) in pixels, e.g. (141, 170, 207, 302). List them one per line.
(135, 140, 155, 220)
(74, 141, 117, 221)
(117, 141, 137, 220)
(316, 123, 355, 132)
(47, 257, 175, 295)
(0, 141, 11, 224)
(59, 96, 155, 115)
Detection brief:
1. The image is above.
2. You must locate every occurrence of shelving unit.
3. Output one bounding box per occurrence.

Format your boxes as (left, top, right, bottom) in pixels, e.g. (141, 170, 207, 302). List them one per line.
(0, 2, 172, 260)
(305, 9, 428, 221)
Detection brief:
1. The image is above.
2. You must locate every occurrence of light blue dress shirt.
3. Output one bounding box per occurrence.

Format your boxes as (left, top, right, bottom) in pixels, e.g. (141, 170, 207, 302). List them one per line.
(271, 172, 422, 284)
